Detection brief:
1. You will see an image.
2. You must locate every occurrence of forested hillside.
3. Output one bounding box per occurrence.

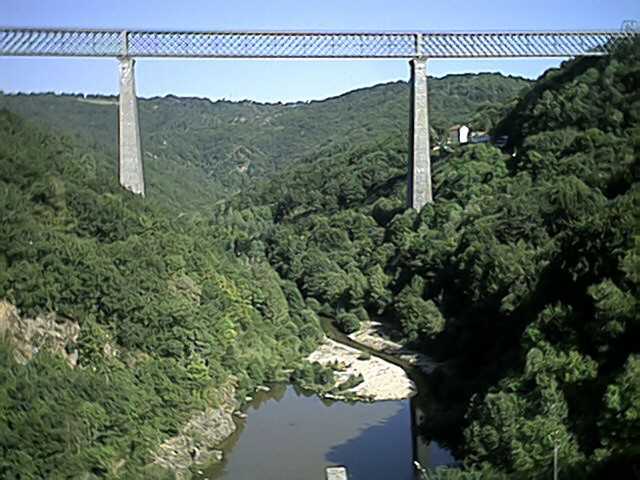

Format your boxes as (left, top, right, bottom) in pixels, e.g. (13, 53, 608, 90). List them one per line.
(0, 110, 325, 478)
(0, 72, 529, 211)
(220, 39, 640, 478)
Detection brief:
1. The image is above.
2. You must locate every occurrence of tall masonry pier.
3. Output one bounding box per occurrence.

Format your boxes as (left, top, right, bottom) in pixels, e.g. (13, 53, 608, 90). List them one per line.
(408, 56, 432, 209)
(118, 56, 144, 196)
(0, 29, 634, 207)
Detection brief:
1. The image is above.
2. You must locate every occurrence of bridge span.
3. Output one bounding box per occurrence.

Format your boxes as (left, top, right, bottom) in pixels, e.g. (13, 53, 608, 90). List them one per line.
(1, 27, 636, 209)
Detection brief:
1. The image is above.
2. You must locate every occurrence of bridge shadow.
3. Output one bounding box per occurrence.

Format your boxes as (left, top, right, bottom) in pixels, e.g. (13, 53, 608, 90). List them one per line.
(325, 402, 414, 480)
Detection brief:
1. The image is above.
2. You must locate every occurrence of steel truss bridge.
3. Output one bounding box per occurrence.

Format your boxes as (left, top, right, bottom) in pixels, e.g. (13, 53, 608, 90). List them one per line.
(0, 28, 635, 58)
(1, 27, 637, 208)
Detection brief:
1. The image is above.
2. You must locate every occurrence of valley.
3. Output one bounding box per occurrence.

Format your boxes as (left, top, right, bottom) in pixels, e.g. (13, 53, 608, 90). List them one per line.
(1, 36, 639, 480)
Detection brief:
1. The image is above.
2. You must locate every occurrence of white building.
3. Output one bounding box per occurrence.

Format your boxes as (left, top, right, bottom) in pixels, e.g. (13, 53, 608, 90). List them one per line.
(448, 124, 470, 144)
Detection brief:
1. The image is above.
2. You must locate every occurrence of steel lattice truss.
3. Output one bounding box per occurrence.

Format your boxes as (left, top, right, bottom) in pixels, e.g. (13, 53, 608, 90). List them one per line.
(0, 28, 637, 58)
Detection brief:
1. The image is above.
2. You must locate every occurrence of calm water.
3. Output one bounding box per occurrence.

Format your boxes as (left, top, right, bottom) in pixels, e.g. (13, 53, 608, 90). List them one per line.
(206, 383, 453, 480)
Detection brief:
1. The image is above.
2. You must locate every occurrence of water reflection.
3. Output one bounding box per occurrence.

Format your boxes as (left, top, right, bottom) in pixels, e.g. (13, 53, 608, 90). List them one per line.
(412, 398, 455, 471)
(207, 384, 452, 480)
(325, 401, 413, 479)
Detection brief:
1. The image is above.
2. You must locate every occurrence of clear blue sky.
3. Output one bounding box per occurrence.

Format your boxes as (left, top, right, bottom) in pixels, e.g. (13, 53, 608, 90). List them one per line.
(1, 0, 638, 103)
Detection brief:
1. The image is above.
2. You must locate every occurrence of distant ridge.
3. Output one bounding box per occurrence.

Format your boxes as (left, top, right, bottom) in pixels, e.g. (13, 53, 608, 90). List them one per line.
(0, 72, 531, 211)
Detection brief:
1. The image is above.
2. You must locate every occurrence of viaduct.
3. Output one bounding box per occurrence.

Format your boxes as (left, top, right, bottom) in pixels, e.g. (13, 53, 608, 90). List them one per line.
(0, 27, 637, 209)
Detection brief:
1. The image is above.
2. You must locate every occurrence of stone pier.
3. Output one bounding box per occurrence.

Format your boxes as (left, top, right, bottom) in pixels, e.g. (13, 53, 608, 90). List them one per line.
(408, 57, 432, 210)
(118, 57, 144, 195)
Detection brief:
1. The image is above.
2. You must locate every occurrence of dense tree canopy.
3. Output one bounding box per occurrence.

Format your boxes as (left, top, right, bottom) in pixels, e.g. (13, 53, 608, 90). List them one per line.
(0, 111, 324, 478)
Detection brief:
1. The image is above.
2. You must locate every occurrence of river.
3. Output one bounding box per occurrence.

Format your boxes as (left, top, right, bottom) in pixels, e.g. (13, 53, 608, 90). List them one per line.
(205, 319, 454, 480)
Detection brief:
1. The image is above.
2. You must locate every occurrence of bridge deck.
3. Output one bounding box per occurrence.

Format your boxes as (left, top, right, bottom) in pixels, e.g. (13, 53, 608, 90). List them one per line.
(0, 28, 636, 59)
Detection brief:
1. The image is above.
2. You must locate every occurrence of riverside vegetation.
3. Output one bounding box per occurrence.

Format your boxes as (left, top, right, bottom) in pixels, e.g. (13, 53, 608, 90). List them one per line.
(0, 38, 639, 479)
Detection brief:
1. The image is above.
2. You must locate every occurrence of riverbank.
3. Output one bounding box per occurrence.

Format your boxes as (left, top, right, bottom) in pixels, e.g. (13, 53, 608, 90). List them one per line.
(349, 321, 442, 374)
(307, 337, 416, 401)
(152, 382, 238, 479)
(155, 319, 430, 477)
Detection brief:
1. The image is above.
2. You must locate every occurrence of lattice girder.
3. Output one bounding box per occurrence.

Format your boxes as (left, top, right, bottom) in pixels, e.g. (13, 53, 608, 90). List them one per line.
(0, 28, 636, 58)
